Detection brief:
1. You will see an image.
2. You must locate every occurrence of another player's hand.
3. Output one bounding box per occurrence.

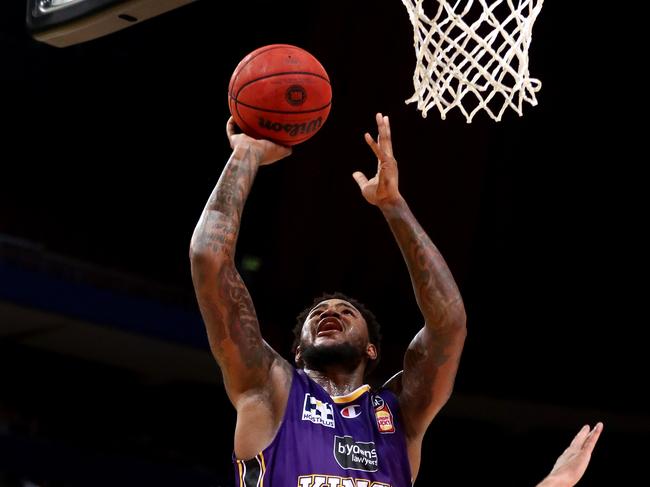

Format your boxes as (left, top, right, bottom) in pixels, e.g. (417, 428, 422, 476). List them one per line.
(226, 117, 292, 166)
(537, 423, 603, 487)
(353, 113, 403, 209)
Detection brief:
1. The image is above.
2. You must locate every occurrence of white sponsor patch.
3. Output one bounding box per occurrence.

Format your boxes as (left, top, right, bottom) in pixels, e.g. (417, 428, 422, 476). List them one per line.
(302, 393, 335, 428)
(333, 435, 378, 472)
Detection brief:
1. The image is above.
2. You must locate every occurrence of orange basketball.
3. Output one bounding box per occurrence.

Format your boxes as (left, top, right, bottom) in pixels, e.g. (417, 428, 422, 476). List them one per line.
(228, 44, 332, 146)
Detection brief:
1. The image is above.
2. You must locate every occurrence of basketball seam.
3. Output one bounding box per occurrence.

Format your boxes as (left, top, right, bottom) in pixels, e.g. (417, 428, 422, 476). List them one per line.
(229, 44, 309, 97)
(233, 97, 264, 139)
(235, 71, 331, 104)
(288, 133, 318, 143)
(231, 99, 332, 115)
(230, 45, 289, 96)
(234, 102, 316, 145)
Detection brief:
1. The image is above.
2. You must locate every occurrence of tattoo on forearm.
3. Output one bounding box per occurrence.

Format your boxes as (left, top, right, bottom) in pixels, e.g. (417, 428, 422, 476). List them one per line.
(387, 207, 463, 333)
(192, 147, 268, 373)
(198, 147, 259, 257)
(217, 264, 266, 369)
(386, 204, 466, 424)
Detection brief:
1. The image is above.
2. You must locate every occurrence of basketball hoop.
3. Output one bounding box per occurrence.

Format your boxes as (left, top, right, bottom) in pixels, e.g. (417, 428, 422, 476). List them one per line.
(400, 0, 544, 123)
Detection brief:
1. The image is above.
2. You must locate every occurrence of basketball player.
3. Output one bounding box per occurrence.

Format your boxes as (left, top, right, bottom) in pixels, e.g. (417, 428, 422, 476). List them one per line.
(190, 113, 601, 486)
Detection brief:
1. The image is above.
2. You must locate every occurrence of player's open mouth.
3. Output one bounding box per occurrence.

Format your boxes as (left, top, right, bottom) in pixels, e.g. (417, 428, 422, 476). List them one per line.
(317, 318, 343, 336)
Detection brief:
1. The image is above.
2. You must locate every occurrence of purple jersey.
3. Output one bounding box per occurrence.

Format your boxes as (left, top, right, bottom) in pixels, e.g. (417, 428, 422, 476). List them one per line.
(234, 368, 412, 487)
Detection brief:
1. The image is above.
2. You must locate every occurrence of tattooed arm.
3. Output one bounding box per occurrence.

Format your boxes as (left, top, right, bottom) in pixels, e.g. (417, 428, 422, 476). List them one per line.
(353, 113, 467, 479)
(190, 118, 293, 458)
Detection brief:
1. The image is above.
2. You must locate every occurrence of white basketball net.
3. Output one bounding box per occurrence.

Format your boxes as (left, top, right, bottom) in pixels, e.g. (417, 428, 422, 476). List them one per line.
(401, 0, 544, 122)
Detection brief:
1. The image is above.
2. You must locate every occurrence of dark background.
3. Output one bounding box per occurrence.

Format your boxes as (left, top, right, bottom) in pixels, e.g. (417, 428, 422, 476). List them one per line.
(0, 1, 645, 486)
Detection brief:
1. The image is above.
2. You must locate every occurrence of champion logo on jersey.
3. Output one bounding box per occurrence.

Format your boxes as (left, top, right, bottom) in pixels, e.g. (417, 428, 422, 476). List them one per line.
(302, 393, 335, 428)
(340, 404, 362, 419)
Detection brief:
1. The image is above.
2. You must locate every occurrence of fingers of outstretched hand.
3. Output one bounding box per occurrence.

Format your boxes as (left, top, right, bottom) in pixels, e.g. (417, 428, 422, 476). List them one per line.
(379, 114, 393, 156)
(366, 132, 396, 171)
(352, 171, 369, 188)
(375, 113, 386, 147)
(569, 425, 591, 449)
(569, 423, 603, 453)
(365, 132, 381, 160)
(582, 422, 603, 453)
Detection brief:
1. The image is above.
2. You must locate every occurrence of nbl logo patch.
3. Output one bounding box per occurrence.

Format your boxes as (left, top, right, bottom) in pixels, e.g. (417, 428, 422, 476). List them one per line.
(372, 395, 385, 408)
(285, 84, 307, 106)
(302, 393, 335, 428)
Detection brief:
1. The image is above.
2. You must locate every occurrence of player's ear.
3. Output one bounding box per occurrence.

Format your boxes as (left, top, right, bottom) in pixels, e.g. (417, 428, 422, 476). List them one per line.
(366, 344, 377, 361)
(295, 346, 304, 367)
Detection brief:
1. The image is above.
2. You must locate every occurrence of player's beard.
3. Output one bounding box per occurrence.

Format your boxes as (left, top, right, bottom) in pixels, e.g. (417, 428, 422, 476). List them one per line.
(300, 342, 364, 372)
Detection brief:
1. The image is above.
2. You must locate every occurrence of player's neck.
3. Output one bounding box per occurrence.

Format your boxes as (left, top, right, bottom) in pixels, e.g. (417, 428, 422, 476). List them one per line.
(304, 365, 366, 397)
